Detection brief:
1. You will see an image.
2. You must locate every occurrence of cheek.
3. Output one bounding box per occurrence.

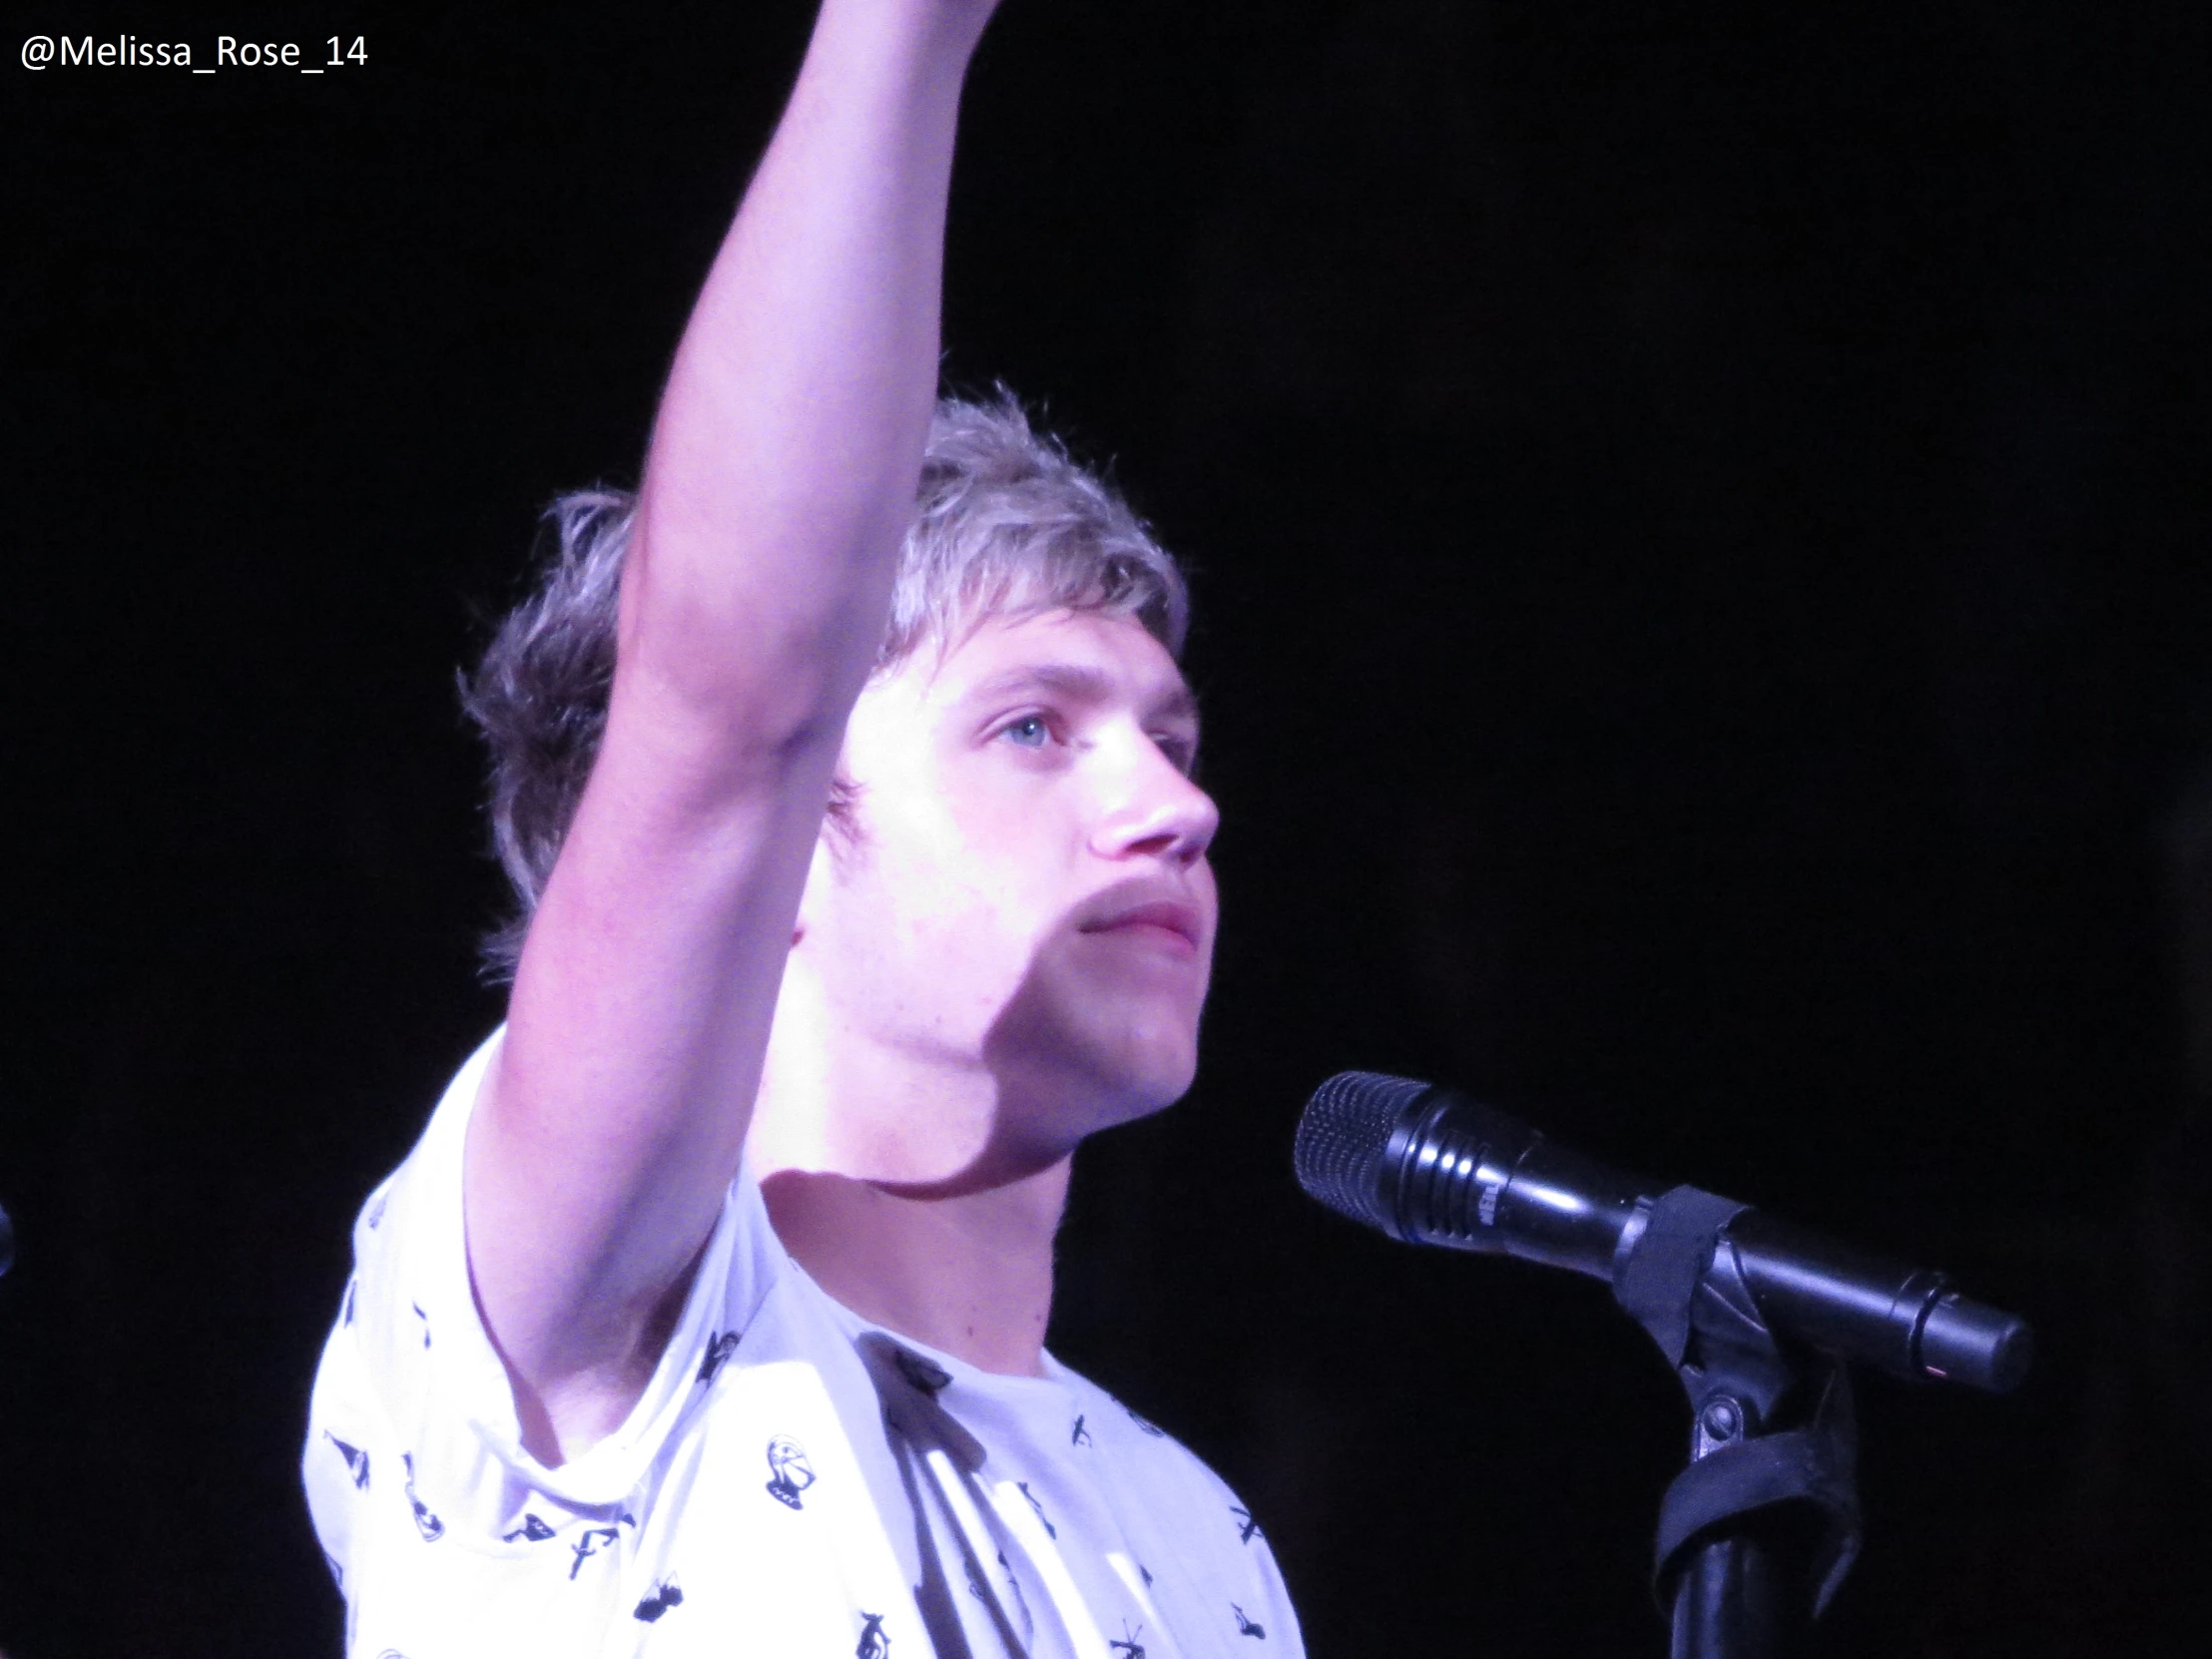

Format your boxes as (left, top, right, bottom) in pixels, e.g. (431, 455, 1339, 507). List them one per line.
(830, 746, 1099, 982)
(830, 823, 1047, 992)
(914, 782, 1086, 925)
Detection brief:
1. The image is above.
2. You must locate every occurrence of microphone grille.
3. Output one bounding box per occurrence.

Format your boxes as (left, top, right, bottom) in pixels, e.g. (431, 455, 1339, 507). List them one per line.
(1295, 1071, 1435, 1236)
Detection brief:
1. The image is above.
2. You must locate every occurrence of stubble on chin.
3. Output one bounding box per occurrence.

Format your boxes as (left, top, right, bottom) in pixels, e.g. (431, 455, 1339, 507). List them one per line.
(977, 931, 1205, 1153)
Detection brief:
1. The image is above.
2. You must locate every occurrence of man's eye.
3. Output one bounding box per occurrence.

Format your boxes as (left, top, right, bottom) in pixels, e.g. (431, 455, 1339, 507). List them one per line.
(1001, 715, 1051, 749)
(1155, 734, 1199, 775)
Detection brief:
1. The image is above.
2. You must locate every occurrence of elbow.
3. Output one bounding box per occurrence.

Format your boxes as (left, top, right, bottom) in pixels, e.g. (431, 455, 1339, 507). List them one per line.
(613, 518, 897, 756)
(601, 612, 871, 805)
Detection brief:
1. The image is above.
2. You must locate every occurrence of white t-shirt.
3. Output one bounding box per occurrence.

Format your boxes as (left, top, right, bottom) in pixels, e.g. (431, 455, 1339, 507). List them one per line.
(304, 1033, 1303, 1659)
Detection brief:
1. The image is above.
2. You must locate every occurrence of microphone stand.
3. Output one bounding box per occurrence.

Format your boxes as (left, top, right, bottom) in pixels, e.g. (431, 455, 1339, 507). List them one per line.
(1292, 1070, 2030, 1655)
(1612, 1188, 1863, 1659)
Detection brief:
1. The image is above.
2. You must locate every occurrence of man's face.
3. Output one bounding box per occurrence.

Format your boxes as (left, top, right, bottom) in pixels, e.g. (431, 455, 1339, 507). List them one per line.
(794, 607, 1219, 1170)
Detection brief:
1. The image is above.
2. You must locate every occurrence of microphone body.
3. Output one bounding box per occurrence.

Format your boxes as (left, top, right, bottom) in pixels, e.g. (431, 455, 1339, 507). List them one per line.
(1296, 1072, 2030, 1392)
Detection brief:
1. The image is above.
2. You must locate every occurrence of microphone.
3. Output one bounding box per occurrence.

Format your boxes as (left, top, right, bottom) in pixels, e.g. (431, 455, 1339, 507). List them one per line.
(1296, 1072, 2031, 1392)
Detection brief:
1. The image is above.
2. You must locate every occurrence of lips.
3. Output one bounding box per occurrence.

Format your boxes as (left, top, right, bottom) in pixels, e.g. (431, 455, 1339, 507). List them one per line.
(1082, 896, 1204, 951)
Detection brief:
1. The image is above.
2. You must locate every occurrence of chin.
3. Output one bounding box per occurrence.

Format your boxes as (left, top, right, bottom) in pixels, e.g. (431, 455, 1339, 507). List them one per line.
(985, 1006, 1200, 1149)
(983, 940, 1207, 1142)
(1067, 1013, 1203, 1135)
(1091, 1065, 1194, 1133)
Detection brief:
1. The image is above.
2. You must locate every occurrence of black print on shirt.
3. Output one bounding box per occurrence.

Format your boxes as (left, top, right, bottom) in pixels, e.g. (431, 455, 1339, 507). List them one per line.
(1232, 1505, 1263, 1544)
(855, 1610, 890, 1658)
(1110, 1621, 1147, 1658)
(411, 1303, 431, 1349)
(343, 1279, 357, 1327)
(1071, 1414, 1092, 1447)
(1232, 1603, 1267, 1639)
(1139, 1561, 1154, 1588)
(400, 1453, 443, 1541)
(501, 1513, 556, 1542)
(698, 1331, 741, 1383)
(633, 1579, 685, 1622)
(366, 1193, 387, 1230)
(995, 1550, 1033, 1627)
(893, 1347, 951, 1396)
(1124, 1405, 1167, 1437)
(1016, 1480, 1057, 1539)
(765, 1435, 816, 1509)
(325, 1431, 370, 1490)
(568, 1526, 621, 1579)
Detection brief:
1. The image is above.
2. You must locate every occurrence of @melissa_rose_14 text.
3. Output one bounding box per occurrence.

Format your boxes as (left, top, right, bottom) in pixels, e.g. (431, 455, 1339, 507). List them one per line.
(21, 35, 368, 71)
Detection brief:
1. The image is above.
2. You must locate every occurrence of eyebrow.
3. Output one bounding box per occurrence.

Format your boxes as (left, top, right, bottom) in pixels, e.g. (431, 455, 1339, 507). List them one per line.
(962, 662, 1201, 728)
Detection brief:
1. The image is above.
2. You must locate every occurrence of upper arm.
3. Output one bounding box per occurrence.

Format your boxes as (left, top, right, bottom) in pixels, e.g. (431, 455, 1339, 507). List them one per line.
(468, 675, 836, 1453)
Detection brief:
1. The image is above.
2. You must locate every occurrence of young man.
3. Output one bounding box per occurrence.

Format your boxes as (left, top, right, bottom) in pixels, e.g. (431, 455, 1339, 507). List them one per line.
(302, 2, 1303, 1656)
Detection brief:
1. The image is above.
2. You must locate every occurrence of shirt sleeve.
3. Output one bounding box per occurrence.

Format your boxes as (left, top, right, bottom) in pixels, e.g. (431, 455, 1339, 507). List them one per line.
(304, 1027, 782, 1573)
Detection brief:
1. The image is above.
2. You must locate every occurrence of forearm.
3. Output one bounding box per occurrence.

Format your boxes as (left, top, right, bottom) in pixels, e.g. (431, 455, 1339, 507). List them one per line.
(622, 0, 990, 730)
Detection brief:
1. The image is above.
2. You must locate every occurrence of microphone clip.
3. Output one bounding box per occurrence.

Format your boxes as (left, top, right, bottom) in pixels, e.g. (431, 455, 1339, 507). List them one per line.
(1614, 1186, 1865, 1656)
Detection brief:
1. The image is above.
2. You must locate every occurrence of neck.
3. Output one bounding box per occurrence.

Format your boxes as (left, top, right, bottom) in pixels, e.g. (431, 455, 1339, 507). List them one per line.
(750, 961, 1074, 1376)
(760, 1160, 1068, 1376)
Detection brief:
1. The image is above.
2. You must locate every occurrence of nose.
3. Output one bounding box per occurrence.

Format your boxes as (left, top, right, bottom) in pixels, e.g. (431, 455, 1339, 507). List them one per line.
(1090, 730, 1220, 866)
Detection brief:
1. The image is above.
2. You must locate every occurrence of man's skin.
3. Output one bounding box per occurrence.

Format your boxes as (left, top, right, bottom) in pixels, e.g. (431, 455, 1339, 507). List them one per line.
(463, 0, 1220, 1469)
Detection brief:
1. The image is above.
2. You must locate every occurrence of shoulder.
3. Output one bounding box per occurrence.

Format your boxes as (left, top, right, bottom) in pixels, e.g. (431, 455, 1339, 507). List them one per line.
(1050, 1361, 1197, 1461)
(305, 1032, 797, 1562)
(1049, 1363, 1307, 1654)
(1053, 1363, 1263, 1529)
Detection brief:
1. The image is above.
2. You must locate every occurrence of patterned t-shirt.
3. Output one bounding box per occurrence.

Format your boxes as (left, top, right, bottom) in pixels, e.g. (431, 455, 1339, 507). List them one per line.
(303, 1032, 1303, 1659)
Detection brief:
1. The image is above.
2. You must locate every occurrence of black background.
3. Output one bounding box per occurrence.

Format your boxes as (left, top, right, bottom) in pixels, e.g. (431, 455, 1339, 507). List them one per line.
(5, 2, 2209, 1653)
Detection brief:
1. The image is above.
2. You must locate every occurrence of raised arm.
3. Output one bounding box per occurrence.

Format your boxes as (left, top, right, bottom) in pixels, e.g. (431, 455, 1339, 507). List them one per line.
(464, 0, 1001, 1463)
